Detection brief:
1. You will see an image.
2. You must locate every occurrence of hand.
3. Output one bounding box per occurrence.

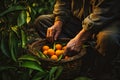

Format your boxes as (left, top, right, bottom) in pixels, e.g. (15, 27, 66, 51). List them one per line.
(64, 29, 92, 56)
(46, 21, 63, 42)
(64, 36, 84, 56)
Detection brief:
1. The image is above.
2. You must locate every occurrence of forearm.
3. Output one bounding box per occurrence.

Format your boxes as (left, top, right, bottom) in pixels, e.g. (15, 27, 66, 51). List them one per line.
(75, 29, 92, 41)
(54, 20, 63, 27)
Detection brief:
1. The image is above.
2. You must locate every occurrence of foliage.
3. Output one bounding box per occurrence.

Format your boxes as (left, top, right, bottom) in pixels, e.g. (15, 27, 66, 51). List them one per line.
(18, 54, 63, 80)
(0, 0, 57, 80)
(0, 0, 55, 60)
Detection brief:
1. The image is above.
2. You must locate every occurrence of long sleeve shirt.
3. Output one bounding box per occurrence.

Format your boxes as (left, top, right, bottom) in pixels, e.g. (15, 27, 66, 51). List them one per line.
(53, 0, 120, 32)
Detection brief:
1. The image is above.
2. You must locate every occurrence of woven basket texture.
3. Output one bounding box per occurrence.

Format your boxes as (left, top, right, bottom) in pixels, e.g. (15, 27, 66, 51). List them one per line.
(27, 38, 87, 80)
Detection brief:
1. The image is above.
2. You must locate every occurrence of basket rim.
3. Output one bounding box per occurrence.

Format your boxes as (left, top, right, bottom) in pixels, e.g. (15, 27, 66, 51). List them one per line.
(27, 38, 86, 63)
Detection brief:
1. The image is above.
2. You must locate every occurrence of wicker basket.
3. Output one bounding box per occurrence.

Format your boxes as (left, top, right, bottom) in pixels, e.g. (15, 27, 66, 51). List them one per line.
(27, 38, 87, 80)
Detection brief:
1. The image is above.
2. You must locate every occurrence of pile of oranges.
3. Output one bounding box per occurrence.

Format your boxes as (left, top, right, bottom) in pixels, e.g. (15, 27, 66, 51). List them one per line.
(41, 43, 68, 61)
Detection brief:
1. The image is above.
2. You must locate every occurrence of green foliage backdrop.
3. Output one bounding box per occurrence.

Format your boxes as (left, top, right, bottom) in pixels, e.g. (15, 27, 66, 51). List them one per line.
(0, 0, 55, 59)
(0, 0, 59, 80)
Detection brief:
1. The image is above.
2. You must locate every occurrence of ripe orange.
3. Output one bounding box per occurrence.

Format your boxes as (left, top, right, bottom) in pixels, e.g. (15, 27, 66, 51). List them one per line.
(55, 44, 62, 50)
(43, 50, 48, 55)
(47, 49, 55, 56)
(51, 55, 58, 60)
(42, 45, 49, 51)
(62, 46, 66, 50)
(55, 50, 64, 56)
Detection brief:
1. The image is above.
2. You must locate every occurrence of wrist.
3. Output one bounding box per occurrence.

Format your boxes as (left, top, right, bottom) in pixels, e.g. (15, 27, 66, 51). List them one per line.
(76, 29, 92, 41)
(54, 21, 63, 27)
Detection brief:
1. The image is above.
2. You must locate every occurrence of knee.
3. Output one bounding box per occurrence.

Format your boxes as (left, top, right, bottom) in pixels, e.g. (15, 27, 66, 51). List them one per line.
(96, 32, 119, 46)
(95, 31, 120, 57)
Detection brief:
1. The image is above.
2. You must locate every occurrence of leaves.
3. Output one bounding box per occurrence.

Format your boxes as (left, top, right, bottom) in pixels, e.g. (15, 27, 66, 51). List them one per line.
(49, 66, 58, 80)
(17, 11, 27, 27)
(31, 71, 49, 80)
(21, 29, 27, 49)
(9, 30, 19, 61)
(20, 60, 44, 72)
(0, 31, 10, 57)
(49, 66, 63, 80)
(0, 5, 26, 17)
(31, 66, 63, 80)
(18, 54, 44, 72)
(54, 66, 63, 80)
(30, 7, 37, 21)
(11, 26, 20, 37)
(26, 11, 31, 23)
(18, 54, 41, 65)
(37, 50, 49, 58)
(0, 0, 65, 80)
(57, 55, 63, 61)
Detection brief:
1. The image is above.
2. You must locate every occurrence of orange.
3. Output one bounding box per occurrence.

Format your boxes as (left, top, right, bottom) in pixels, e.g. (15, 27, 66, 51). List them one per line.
(55, 50, 64, 56)
(62, 46, 66, 50)
(55, 44, 62, 50)
(42, 45, 49, 51)
(51, 55, 58, 60)
(43, 50, 48, 55)
(47, 49, 55, 56)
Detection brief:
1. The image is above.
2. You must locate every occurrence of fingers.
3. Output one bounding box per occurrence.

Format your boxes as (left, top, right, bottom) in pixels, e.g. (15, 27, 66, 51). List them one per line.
(46, 27, 55, 42)
(54, 31, 61, 40)
(46, 26, 61, 42)
(64, 47, 71, 56)
(64, 46, 82, 57)
(64, 47, 77, 57)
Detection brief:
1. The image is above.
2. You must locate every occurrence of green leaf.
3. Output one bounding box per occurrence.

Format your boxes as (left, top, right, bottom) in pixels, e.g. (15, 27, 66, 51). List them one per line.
(37, 50, 48, 58)
(0, 5, 26, 17)
(57, 55, 63, 61)
(53, 42, 56, 50)
(30, 7, 37, 21)
(49, 66, 58, 80)
(54, 66, 63, 80)
(0, 31, 10, 57)
(38, 8, 44, 14)
(21, 29, 27, 49)
(9, 31, 18, 61)
(11, 25, 20, 37)
(18, 54, 41, 65)
(32, 71, 49, 80)
(20, 60, 44, 72)
(17, 11, 27, 27)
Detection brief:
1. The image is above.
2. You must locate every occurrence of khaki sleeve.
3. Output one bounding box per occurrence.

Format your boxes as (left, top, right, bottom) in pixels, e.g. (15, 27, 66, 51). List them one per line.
(53, 0, 71, 23)
(82, 0, 119, 32)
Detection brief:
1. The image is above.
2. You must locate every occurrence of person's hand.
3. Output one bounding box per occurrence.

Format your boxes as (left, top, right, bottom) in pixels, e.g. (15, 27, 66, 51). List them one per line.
(64, 37, 84, 56)
(64, 29, 92, 56)
(46, 21, 63, 42)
